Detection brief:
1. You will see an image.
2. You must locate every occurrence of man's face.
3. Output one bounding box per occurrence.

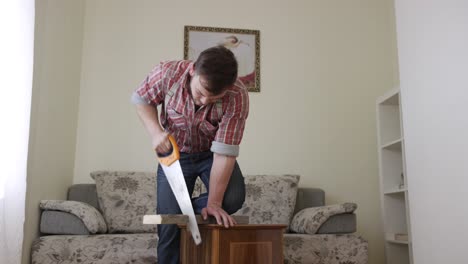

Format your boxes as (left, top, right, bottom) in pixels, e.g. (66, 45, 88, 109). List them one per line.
(190, 75, 227, 106)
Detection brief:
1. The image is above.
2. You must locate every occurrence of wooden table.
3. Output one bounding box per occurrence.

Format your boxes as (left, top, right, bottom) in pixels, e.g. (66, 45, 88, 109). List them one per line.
(179, 224, 286, 264)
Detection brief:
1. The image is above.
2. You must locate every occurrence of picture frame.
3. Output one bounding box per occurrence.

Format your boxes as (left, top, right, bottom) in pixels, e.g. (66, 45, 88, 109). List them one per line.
(184, 25, 260, 92)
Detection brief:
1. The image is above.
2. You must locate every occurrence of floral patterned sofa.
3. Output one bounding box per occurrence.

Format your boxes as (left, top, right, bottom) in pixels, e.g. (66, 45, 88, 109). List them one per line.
(31, 171, 368, 264)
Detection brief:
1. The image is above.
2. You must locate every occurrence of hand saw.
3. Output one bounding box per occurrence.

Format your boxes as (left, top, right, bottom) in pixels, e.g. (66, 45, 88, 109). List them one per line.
(157, 135, 202, 245)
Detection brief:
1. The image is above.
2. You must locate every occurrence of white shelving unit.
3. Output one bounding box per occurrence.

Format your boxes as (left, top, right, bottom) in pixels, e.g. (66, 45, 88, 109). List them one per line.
(376, 87, 413, 264)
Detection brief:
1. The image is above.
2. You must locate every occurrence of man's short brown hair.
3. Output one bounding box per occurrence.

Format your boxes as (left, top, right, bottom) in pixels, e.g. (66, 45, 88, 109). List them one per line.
(193, 46, 238, 95)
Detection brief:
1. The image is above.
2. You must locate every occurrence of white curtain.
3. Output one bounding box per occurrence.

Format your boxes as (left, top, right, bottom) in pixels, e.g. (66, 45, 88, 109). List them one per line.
(0, 0, 35, 263)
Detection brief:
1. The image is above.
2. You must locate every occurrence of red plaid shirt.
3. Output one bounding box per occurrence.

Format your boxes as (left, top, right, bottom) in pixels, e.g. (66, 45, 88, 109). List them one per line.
(135, 60, 249, 156)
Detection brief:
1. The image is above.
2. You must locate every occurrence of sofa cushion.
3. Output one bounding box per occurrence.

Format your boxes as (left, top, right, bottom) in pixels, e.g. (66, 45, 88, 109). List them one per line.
(283, 233, 368, 264)
(234, 175, 300, 230)
(91, 171, 157, 233)
(31, 233, 158, 264)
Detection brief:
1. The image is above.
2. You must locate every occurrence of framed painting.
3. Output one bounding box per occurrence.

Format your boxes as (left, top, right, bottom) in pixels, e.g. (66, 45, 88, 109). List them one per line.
(184, 25, 260, 92)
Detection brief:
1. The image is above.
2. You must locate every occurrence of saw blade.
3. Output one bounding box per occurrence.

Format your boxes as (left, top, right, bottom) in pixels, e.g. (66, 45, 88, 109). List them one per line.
(161, 160, 202, 245)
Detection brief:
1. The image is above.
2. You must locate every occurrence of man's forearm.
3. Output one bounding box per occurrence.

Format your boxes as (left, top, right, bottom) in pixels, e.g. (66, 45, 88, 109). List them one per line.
(208, 153, 236, 207)
(135, 104, 164, 139)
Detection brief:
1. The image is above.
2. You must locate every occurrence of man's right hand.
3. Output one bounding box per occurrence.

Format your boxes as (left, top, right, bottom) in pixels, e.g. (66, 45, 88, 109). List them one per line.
(153, 132, 172, 154)
(135, 104, 171, 155)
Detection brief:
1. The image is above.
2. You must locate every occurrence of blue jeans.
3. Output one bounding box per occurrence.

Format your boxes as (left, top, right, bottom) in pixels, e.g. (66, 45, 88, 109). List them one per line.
(156, 151, 245, 264)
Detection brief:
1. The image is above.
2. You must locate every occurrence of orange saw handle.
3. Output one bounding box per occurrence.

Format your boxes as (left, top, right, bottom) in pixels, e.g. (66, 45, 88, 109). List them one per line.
(156, 135, 180, 166)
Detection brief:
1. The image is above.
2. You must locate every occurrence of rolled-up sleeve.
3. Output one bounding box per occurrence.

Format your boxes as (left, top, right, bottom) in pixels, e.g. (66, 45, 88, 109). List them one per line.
(211, 141, 240, 157)
(131, 92, 148, 104)
(131, 63, 166, 106)
(211, 83, 249, 157)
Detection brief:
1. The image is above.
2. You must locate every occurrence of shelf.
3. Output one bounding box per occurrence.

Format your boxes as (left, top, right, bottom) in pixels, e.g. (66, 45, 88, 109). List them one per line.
(377, 104, 401, 143)
(384, 188, 406, 195)
(387, 239, 410, 245)
(383, 195, 408, 234)
(381, 138, 403, 151)
(385, 233, 410, 244)
(386, 242, 410, 264)
(377, 88, 412, 264)
(381, 149, 404, 191)
(377, 87, 400, 105)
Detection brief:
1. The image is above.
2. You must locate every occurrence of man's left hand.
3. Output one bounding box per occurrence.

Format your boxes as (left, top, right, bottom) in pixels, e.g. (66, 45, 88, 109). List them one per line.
(201, 204, 236, 228)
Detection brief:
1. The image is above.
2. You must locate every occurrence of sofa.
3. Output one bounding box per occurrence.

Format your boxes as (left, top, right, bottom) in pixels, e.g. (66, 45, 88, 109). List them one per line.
(31, 171, 368, 264)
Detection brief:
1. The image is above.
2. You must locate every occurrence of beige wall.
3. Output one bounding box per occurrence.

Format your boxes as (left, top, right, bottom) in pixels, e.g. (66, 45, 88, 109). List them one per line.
(22, 1, 85, 263)
(25, 1, 398, 263)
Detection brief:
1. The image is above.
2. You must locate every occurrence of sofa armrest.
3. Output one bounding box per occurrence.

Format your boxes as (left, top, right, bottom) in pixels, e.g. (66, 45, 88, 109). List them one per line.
(40, 211, 90, 235)
(290, 203, 357, 235)
(39, 200, 107, 234)
(317, 213, 356, 234)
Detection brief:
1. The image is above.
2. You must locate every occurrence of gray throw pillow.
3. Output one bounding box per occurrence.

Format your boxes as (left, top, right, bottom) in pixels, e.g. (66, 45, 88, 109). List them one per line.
(290, 203, 357, 234)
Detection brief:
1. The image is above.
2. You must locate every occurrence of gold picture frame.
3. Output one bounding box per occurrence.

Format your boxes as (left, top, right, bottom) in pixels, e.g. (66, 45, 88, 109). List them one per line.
(184, 25, 260, 92)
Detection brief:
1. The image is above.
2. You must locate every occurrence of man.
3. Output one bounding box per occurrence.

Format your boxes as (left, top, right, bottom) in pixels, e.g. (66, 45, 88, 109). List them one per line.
(131, 46, 249, 263)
